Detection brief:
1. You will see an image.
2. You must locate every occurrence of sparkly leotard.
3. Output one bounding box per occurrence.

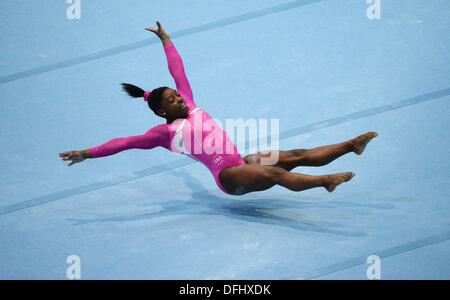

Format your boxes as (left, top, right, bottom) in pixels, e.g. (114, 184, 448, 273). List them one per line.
(90, 43, 246, 194)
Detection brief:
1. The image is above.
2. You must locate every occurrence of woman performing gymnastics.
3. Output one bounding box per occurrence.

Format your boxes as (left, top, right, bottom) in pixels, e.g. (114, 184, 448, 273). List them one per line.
(59, 21, 378, 196)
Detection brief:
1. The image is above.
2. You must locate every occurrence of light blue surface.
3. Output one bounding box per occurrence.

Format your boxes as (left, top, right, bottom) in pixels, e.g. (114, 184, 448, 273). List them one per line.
(0, 0, 449, 279)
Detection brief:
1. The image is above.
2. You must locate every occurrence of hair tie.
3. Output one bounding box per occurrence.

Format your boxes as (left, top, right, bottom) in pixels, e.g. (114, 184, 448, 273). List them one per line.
(144, 91, 152, 102)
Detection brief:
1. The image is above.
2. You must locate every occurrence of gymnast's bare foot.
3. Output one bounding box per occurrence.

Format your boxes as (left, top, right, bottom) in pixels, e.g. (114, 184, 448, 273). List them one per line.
(351, 132, 378, 155)
(324, 172, 355, 192)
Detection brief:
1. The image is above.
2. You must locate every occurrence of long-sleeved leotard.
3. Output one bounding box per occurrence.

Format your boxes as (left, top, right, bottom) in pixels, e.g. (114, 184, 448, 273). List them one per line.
(90, 43, 246, 195)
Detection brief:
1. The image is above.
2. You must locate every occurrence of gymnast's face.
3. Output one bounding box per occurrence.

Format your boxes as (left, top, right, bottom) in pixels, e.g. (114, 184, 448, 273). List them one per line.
(159, 88, 189, 122)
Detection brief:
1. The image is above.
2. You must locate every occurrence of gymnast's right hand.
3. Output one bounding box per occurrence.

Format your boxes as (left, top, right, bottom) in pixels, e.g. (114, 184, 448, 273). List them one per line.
(145, 21, 170, 40)
(59, 150, 86, 167)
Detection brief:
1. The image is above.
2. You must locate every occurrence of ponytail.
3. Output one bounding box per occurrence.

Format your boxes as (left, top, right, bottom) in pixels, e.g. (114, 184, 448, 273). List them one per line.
(121, 83, 145, 98)
(121, 83, 169, 117)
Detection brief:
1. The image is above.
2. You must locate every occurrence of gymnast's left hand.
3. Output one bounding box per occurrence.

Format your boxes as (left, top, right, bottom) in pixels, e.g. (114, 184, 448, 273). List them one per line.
(59, 150, 86, 167)
(145, 21, 170, 40)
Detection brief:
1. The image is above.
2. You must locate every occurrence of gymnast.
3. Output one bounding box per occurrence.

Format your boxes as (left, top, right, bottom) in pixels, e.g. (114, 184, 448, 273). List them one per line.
(59, 21, 378, 196)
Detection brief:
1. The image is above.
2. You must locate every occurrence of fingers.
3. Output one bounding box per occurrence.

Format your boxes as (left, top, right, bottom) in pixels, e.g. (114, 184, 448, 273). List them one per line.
(60, 152, 71, 161)
(59, 151, 75, 161)
(146, 21, 162, 32)
(59, 151, 81, 166)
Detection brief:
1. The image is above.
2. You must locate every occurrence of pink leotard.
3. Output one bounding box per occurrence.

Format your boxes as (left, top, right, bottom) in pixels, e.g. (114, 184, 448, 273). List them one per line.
(90, 43, 246, 195)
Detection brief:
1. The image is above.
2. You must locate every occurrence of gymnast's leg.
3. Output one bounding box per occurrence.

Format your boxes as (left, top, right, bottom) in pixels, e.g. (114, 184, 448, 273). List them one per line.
(243, 132, 378, 171)
(219, 164, 355, 195)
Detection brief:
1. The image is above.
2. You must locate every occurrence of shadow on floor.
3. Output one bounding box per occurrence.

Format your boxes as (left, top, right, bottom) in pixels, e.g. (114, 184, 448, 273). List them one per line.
(67, 169, 395, 237)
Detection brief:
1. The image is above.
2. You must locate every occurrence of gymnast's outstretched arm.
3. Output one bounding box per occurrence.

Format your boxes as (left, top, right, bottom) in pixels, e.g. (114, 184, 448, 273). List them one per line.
(59, 124, 170, 166)
(146, 21, 195, 106)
